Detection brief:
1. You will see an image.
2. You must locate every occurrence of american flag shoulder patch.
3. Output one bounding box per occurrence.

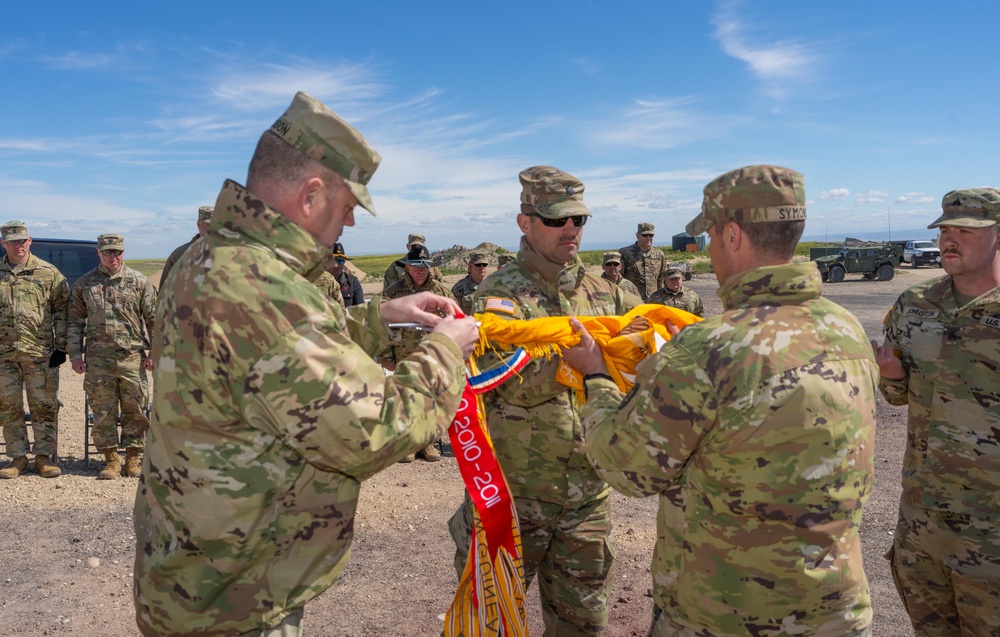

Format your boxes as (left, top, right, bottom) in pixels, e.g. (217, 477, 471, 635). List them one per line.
(484, 297, 517, 314)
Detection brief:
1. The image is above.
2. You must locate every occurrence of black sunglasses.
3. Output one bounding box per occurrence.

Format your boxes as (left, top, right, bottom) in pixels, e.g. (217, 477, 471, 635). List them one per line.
(525, 213, 588, 228)
(640, 233, 654, 238)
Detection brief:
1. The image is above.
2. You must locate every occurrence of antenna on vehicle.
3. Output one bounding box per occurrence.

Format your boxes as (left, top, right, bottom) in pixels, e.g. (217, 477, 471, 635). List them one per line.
(887, 204, 891, 242)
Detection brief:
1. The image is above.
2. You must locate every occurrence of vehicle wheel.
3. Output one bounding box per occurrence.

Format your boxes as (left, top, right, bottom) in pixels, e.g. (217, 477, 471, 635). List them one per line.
(684, 272, 693, 281)
(911, 260, 918, 269)
(828, 265, 846, 283)
(877, 264, 895, 281)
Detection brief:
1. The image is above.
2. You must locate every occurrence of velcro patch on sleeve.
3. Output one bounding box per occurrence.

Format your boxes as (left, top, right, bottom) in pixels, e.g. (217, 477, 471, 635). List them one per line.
(484, 297, 517, 315)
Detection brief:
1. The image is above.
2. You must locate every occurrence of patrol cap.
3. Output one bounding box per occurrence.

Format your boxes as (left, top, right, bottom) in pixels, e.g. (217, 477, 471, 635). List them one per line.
(498, 253, 515, 266)
(687, 165, 806, 236)
(97, 234, 125, 252)
(1, 221, 29, 241)
(332, 242, 351, 260)
(407, 233, 426, 246)
(468, 251, 489, 266)
(602, 251, 622, 265)
(519, 166, 591, 219)
(270, 91, 381, 216)
(198, 206, 214, 222)
(404, 245, 432, 268)
(637, 222, 655, 234)
(666, 267, 684, 279)
(928, 188, 1000, 229)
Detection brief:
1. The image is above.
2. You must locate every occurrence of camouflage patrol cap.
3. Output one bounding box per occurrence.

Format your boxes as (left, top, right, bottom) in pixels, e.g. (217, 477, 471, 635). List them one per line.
(687, 164, 806, 236)
(270, 91, 381, 216)
(497, 253, 515, 267)
(637, 222, 655, 234)
(404, 245, 432, 267)
(197, 206, 214, 222)
(407, 233, 426, 246)
(97, 234, 125, 252)
(928, 188, 1000, 229)
(666, 267, 684, 279)
(468, 251, 489, 265)
(519, 166, 591, 219)
(602, 251, 622, 265)
(1, 220, 29, 241)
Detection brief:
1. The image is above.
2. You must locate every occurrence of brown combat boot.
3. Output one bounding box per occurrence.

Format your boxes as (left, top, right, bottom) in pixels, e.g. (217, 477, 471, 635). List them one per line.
(418, 443, 442, 462)
(398, 452, 416, 463)
(0, 456, 29, 479)
(98, 449, 122, 480)
(124, 449, 142, 478)
(34, 455, 62, 478)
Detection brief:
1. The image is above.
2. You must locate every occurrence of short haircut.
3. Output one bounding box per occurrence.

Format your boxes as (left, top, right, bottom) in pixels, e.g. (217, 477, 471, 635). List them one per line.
(716, 219, 805, 261)
(247, 130, 327, 188)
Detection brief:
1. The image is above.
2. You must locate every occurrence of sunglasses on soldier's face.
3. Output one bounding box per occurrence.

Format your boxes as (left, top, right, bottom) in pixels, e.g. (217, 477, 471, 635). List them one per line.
(640, 233, 654, 238)
(335, 259, 347, 265)
(525, 213, 588, 228)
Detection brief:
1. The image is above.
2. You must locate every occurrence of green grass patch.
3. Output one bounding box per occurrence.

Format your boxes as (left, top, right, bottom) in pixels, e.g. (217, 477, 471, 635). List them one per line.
(126, 260, 165, 277)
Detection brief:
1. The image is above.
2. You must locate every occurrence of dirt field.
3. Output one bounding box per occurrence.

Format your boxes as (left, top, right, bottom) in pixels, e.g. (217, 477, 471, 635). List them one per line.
(0, 265, 937, 636)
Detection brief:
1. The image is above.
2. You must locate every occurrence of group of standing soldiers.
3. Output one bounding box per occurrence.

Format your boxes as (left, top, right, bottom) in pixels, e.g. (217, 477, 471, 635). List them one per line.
(0, 223, 155, 480)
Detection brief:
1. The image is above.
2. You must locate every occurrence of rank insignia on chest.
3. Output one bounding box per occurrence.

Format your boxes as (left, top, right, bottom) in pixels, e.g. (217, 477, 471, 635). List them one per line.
(484, 297, 517, 315)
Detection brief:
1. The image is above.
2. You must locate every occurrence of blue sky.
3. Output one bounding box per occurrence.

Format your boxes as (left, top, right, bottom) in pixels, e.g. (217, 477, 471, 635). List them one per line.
(2, 1, 997, 257)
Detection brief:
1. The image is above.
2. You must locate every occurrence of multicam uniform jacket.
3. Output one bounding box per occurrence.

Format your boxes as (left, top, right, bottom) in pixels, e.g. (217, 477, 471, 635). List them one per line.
(68, 265, 156, 361)
(450, 274, 480, 316)
(133, 180, 467, 636)
(581, 263, 876, 635)
(0, 255, 69, 357)
(475, 236, 632, 507)
(618, 243, 667, 300)
(382, 274, 455, 363)
(600, 271, 641, 299)
(880, 275, 1000, 519)
(646, 285, 704, 317)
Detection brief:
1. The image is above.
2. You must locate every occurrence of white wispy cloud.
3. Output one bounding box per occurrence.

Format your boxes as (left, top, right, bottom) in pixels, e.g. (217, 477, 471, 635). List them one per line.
(855, 190, 889, 203)
(711, 0, 821, 100)
(211, 61, 387, 113)
(568, 56, 603, 76)
(590, 97, 747, 149)
(895, 192, 934, 204)
(819, 188, 850, 200)
(41, 51, 118, 70)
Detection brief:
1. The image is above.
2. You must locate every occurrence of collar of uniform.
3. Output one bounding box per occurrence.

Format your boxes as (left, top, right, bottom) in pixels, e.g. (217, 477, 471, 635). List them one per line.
(0, 253, 38, 273)
(99, 264, 127, 279)
(717, 262, 820, 311)
(518, 235, 585, 292)
(211, 179, 331, 278)
(921, 274, 1000, 310)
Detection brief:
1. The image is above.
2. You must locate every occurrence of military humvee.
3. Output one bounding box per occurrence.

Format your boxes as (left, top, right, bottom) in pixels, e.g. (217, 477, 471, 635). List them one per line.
(813, 244, 902, 282)
(666, 261, 693, 281)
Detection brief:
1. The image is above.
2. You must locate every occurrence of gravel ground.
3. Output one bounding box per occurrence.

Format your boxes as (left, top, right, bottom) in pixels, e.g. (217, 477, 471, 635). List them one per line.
(0, 265, 938, 636)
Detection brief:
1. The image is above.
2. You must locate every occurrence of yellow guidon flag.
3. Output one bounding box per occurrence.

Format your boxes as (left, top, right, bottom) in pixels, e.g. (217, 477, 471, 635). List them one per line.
(444, 304, 701, 636)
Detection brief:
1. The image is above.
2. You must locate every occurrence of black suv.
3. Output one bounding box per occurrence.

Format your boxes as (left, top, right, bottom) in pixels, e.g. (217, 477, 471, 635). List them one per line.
(29, 238, 101, 289)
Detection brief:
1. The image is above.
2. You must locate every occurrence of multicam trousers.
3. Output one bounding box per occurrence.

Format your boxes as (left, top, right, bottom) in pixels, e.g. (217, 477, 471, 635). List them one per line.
(84, 351, 149, 451)
(888, 494, 1000, 637)
(0, 355, 59, 457)
(450, 493, 615, 636)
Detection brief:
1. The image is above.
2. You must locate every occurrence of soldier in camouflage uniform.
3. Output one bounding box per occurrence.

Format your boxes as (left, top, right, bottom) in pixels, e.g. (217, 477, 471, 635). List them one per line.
(160, 205, 213, 289)
(564, 165, 876, 637)
(450, 250, 490, 315)
(382, 244, 456, 463)
(69, 234, 157, 480)
(619, 221, 667, 300)
(448, 166, 634, 636)
(132, 92, 478, 637)
(647, 267, 704, 317)
(497, 252, 515, 269)
(599, 250, 641, 298)
(873, 188, 1000, 635)
(0, 221, 69, 479)
(383, 232, 443, 288)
